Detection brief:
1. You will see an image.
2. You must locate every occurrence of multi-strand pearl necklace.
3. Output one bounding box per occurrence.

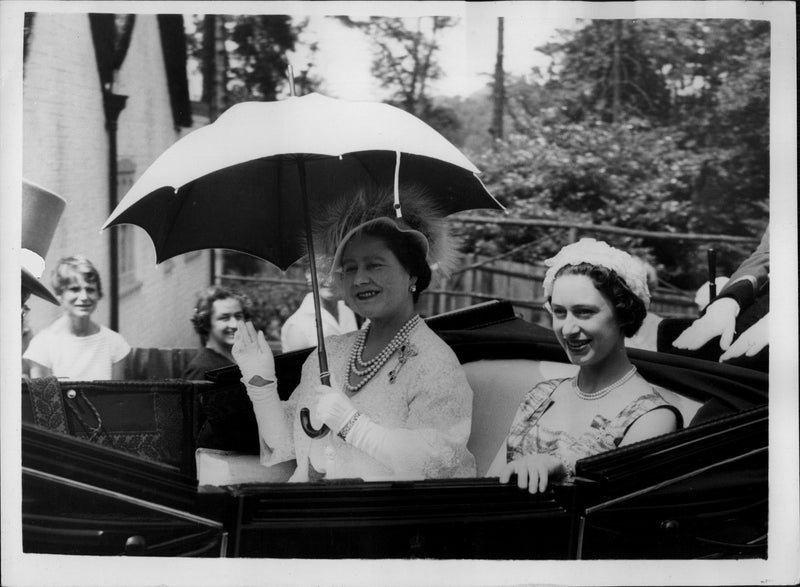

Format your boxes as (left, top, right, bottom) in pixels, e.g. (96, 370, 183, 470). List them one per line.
(346, 314, 421, 393)
(572, 366, 637, 401)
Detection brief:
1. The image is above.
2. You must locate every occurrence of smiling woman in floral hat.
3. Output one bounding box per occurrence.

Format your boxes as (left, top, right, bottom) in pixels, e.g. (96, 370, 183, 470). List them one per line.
(231, 183, 476, 482)
(495, 238, 681, 494)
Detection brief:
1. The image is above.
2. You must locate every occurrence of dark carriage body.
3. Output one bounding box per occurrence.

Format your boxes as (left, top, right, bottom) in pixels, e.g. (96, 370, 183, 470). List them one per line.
(20, 301, 768, 559)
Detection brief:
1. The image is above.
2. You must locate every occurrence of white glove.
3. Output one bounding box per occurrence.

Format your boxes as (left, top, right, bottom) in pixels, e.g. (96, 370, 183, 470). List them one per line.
(312, 384, 357, 435)
(245, 379, 288, 450)
(343, 414, 394, 465)
(673, 297, 740, 351)
(232, 320, 276, 385)
(233, 320, 287, 450)
(719, 314, 768, 362)
(342, 414, 464, 479)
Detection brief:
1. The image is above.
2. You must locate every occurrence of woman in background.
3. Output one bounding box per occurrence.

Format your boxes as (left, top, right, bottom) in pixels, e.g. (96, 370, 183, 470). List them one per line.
(24, 255, 131, 380)
(183, 285, 252, 380)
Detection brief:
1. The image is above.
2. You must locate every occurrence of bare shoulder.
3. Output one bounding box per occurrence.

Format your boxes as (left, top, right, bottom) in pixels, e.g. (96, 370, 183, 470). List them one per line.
(617, 373, 657, 402)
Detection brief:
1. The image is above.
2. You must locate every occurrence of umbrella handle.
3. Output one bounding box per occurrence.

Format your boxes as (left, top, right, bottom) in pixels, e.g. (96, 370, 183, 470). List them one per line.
(299, 359, 332, 439)
(300, 408, 329, 438)
(296, 154, 333, 440)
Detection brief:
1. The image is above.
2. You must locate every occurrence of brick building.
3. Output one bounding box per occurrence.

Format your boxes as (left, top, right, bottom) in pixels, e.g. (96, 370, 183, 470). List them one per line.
(23, 12, 211, 349)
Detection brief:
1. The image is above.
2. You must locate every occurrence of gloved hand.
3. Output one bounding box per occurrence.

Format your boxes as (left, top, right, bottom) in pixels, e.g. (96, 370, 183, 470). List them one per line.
(673, 297, 740, 351)
(719, 313, 768, 362)
(312, 383, 357, 435)
(232, 320, 276, 386)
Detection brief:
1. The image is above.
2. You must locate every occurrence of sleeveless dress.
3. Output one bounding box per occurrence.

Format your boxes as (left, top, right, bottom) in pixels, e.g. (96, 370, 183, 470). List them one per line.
(506, 378, 683, 473)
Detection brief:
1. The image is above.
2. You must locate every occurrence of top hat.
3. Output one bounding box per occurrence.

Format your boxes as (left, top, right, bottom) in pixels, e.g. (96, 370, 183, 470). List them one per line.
(22, 179, 66, 305)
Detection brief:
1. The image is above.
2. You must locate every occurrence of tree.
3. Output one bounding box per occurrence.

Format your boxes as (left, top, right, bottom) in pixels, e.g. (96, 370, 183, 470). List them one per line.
(490, 17, 505, 144)
(337, 16, 460, 137)
(459, 19, 769, 289)
(187, 14, 315, 109)
(227, 15, 304, 101)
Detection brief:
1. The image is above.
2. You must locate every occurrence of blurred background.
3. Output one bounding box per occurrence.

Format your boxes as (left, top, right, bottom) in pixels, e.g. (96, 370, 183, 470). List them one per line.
(21, 6, 769, 356)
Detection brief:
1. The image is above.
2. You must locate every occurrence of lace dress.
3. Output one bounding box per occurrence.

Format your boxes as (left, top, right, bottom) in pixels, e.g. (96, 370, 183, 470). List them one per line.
(257, 321, 477, 481)
(506, 378, 683, 473)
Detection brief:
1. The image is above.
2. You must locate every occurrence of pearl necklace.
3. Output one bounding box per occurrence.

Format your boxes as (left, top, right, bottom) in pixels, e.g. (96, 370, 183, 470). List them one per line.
(572, 366, 637, 401)
(346, 314, 421, 392)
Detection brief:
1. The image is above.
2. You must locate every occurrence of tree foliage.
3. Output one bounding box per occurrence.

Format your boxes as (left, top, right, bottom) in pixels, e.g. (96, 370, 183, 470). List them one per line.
(337, 16, 462, 140)
(188, 14, 316, 107)
(227, 15, 301, 101)
(462, 19, 769, 290)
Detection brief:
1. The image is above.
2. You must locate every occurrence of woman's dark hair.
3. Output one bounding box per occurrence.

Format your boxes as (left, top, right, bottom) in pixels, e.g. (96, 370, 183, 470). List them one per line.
(550, 262, 647, 337)
(190, 285, 252, 345)
(360, 222, 431, 303)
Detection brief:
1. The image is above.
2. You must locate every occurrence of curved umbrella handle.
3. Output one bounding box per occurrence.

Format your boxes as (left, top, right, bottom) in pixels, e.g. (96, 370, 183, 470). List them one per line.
(296, 156, 331, 440)
(300, 408, 329, 438)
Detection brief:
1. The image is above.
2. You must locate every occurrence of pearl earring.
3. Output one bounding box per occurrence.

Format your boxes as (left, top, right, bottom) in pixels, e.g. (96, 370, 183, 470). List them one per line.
(409, 284, 417, 293)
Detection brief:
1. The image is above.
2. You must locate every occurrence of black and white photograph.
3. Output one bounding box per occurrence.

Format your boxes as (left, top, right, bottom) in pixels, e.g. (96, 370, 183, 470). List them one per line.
(1, 1, 797, 586)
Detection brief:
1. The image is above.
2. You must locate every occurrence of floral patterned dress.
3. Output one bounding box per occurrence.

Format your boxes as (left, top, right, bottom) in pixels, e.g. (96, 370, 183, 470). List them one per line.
(506, 378, 683, 474)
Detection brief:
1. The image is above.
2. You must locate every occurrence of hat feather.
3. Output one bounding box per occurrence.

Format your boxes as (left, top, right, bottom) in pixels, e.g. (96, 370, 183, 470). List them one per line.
(310, 183, 460, 278)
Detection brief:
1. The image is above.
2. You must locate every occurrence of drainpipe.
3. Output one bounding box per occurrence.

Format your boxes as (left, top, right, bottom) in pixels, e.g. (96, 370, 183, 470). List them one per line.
(103, 88, 128, 332)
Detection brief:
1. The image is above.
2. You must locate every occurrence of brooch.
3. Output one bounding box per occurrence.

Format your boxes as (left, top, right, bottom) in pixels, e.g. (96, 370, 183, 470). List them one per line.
(388, 342, 418, 384)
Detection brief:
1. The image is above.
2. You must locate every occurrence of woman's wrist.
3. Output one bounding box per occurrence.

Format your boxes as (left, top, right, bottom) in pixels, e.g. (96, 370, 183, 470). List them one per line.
(243, 374, 275, 387)
(553, 454, 575, 480)
(243, 377, 279, 404)
(337, 411, 362, 441)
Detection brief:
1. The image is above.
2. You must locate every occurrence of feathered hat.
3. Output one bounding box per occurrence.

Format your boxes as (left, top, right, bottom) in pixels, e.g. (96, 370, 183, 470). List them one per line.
(310, 183, 460, 278)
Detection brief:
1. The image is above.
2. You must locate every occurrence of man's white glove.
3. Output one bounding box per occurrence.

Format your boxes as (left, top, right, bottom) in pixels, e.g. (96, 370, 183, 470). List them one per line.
(312, 384, 357, 435)
(673, 297, 740, 351)
(719, 314, 768, 363)
(232, 320, 276, 385)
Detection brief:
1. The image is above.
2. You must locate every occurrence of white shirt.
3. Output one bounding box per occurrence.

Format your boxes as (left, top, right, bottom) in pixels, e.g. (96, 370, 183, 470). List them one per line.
(23, 315, 131, 380)
(280, 293, 359, 352)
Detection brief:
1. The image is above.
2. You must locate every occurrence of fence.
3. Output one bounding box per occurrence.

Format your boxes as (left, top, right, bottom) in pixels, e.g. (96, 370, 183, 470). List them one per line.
(415, 215, 763, 324)
(418, 255, 699, 327)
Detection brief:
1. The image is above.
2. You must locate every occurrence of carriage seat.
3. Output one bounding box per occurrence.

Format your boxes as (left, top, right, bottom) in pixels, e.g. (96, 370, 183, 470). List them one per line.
(462, 359, 703, 477)
(195, 357, 701, 485)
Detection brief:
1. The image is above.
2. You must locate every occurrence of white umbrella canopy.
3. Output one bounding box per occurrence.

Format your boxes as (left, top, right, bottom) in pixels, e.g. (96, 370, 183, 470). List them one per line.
(103, 92, 502, 437)
(103, 93, 501, 269)
(107, 93, 485, 215)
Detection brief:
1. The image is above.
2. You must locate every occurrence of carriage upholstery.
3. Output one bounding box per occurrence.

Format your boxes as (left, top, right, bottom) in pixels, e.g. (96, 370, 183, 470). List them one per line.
(21, 377, 207, 477)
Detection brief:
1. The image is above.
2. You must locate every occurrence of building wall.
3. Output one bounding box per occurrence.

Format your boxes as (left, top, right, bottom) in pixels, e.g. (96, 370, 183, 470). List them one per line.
(113, 14, 210, 348)
(23, 13, 210, 350)
(23, 13, 111, 332)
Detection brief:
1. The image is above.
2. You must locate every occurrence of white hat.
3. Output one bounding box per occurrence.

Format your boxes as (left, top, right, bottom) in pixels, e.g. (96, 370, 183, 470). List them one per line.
(543, 238, 651, 310)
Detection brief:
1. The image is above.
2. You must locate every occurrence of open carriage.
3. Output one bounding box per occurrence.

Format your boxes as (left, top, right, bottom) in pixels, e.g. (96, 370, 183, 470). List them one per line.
(21, 300, 768, 559)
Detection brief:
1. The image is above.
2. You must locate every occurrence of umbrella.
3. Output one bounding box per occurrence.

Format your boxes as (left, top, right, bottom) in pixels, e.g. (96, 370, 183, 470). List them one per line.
(103, 92, 503, 436)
